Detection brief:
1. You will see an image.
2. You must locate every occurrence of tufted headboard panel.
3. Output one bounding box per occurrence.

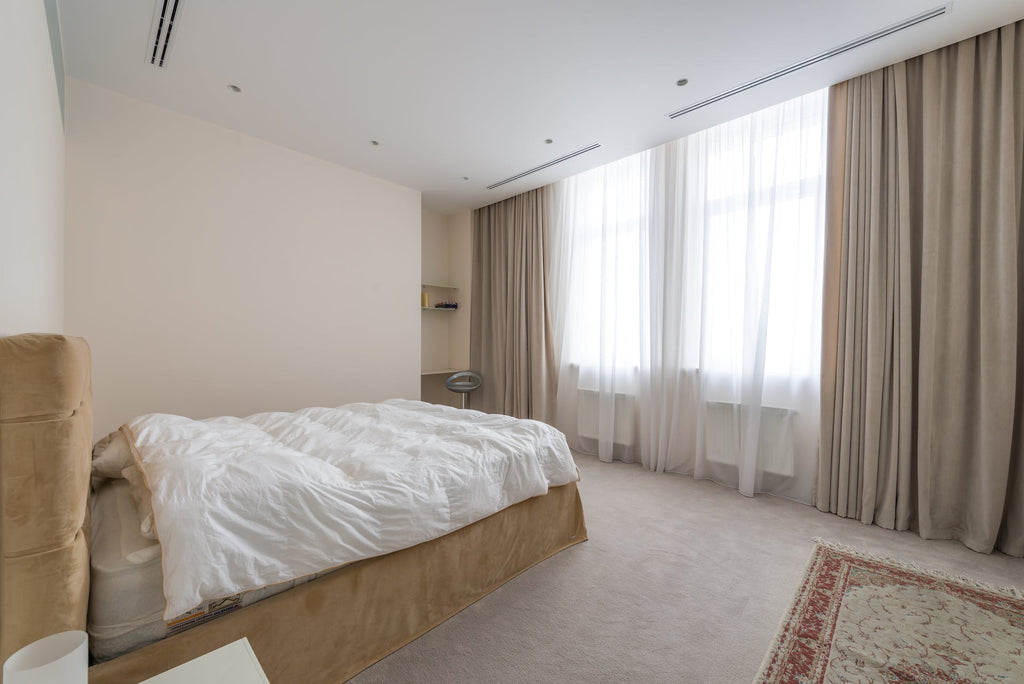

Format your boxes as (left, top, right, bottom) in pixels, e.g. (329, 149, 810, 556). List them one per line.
(0, 334, 92, 664)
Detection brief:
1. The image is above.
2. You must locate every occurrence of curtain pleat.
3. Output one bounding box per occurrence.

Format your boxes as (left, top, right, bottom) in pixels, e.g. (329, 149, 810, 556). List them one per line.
(818, 82, 848, 515)
(469, 189, 555, 421)
(820, 20, 1024, 556)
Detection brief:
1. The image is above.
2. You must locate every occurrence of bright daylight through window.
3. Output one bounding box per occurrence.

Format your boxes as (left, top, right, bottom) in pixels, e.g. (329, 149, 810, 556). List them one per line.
(550, 89, 828, 503)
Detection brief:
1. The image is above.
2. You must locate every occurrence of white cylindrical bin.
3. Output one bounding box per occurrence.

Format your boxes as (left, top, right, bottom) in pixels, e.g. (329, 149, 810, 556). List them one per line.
(3, 631, 88, 684)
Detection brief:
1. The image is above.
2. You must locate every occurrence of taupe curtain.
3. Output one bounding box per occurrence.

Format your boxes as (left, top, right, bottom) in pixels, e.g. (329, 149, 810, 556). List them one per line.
(470, 188, 556, 421)
(819, 20, 1024, 556)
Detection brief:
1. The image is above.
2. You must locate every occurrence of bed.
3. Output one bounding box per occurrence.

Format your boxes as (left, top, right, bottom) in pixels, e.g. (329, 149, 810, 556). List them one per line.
(0, 333, 588, 683)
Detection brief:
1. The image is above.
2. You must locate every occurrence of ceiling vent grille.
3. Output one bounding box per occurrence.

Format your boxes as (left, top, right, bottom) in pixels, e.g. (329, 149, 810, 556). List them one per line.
(147, 0, 185, 67)
(667, 4, 948, 119)
(487, 143, 602, 190)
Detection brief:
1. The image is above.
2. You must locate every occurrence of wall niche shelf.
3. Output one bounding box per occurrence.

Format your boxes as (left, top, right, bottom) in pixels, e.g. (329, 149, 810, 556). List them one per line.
(421, 368, 461, 376)
(421, 210, 471, 408)
(421, 282, 458, 312)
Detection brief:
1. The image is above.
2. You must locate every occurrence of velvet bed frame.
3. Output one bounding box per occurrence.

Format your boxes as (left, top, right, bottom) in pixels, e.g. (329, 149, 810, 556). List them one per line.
(0, 334, 588, 683)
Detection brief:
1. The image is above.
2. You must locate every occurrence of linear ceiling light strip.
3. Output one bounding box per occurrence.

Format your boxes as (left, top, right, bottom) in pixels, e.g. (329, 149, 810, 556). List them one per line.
(158, 0, 183, 66)
(148, 0, 184, 68)
(668, 4, 948, 119)
(149, 0, 171, 64)
(487, 143, 602, 190)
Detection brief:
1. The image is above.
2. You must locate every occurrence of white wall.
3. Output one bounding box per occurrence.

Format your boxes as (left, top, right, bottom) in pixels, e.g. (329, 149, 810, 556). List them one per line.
(66, 80, 421, 436)
(0, 2, 65, 335)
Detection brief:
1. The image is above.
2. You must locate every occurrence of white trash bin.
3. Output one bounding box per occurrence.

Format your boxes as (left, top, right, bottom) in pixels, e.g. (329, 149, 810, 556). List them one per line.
(3, 631, 88, 684)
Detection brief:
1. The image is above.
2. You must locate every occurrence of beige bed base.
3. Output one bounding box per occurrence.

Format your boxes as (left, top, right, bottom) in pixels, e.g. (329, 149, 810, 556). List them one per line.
(0, 334, 588, 683)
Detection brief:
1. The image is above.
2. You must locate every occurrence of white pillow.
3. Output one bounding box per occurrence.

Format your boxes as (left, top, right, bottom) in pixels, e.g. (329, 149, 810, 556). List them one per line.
(92, 429, 158, 540)
(121, 464, 158, 540)
(92, 430, 133, 481)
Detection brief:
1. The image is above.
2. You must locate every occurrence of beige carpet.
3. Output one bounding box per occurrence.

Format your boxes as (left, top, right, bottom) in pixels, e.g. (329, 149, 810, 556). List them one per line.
(351, 454, 1023, 683)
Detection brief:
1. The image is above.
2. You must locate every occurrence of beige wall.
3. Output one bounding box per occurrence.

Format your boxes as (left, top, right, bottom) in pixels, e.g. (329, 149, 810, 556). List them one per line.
(421, 208, 450, 373)
(420, 209, 472, 408)
(66, 80, 421, 437)
(0, 1, 64, 335)
(421, 209, 449, 285)
(447, 210, 472, 372)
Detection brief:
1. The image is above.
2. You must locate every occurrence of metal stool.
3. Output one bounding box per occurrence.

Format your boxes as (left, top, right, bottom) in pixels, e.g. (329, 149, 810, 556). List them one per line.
(445, 371, 482, 409)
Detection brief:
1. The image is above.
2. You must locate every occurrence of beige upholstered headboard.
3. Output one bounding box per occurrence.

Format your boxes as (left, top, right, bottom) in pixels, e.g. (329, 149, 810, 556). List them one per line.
(0, 334, 92, 664)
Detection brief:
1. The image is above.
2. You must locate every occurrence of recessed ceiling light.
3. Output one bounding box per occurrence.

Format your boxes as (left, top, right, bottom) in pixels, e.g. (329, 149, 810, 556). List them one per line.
(676, 79, 688, 87)
(370, 140, 380, 146)
(227, 84, 242, 93)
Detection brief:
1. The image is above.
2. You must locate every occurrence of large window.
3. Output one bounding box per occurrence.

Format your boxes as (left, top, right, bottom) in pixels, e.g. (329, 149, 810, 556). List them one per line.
(549, 89, 828, 502)
(696, 103, 826, 378)
(552, 150, 650, 382)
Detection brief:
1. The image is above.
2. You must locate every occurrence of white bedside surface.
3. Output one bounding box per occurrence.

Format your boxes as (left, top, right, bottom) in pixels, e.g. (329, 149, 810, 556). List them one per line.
(139, 637, 269, 684)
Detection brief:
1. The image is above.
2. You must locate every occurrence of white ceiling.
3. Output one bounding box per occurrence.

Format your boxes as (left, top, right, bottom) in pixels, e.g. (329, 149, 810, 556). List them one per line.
(58, 0, 1024, 215)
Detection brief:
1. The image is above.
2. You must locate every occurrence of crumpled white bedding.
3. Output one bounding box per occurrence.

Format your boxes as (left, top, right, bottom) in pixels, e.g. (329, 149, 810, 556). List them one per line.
(122, 399, 579, 620)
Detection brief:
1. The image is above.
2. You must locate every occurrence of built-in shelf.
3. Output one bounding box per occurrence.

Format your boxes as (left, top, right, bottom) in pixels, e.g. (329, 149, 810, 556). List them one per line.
(421, 219, 465, 400)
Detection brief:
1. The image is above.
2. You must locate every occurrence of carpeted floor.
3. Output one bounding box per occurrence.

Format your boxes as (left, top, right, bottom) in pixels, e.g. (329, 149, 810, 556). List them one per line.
(351, 454, 1023, 683)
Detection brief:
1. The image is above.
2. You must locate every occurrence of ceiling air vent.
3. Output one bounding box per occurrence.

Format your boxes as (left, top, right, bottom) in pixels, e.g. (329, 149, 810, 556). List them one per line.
(487, 143, 602, 190)
(147, 0, 186, 67)
(667, 4, 948, 119)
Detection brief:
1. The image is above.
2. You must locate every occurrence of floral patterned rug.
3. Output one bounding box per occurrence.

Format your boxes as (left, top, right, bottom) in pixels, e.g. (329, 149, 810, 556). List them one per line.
(756, 540, 1024, 683)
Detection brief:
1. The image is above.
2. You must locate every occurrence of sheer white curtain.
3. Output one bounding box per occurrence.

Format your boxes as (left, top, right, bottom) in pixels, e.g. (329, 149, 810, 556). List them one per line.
(550, 90, 827, 502)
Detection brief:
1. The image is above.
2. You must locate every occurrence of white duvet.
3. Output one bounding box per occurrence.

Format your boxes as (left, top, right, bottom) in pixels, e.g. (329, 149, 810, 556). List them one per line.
(122, 399, 579, 620)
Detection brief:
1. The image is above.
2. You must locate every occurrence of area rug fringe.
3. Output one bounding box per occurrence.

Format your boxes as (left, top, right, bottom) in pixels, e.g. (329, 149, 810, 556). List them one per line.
(810, 537, 1024, 600)
(753, 540, 824, 682)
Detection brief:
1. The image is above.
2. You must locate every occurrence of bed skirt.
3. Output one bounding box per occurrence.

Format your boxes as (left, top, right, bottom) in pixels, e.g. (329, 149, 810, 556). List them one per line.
(89, 481, 587, 683)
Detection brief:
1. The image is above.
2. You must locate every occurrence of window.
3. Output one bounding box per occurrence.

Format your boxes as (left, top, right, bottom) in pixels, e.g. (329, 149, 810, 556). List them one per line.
(550, 89, 828, 500)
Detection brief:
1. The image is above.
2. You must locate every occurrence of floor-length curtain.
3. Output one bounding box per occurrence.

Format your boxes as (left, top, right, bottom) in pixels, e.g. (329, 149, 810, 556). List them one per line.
(818, 20, 1024, 556)
(470, 188, 556, 421)
(550, 90, 828, 502)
